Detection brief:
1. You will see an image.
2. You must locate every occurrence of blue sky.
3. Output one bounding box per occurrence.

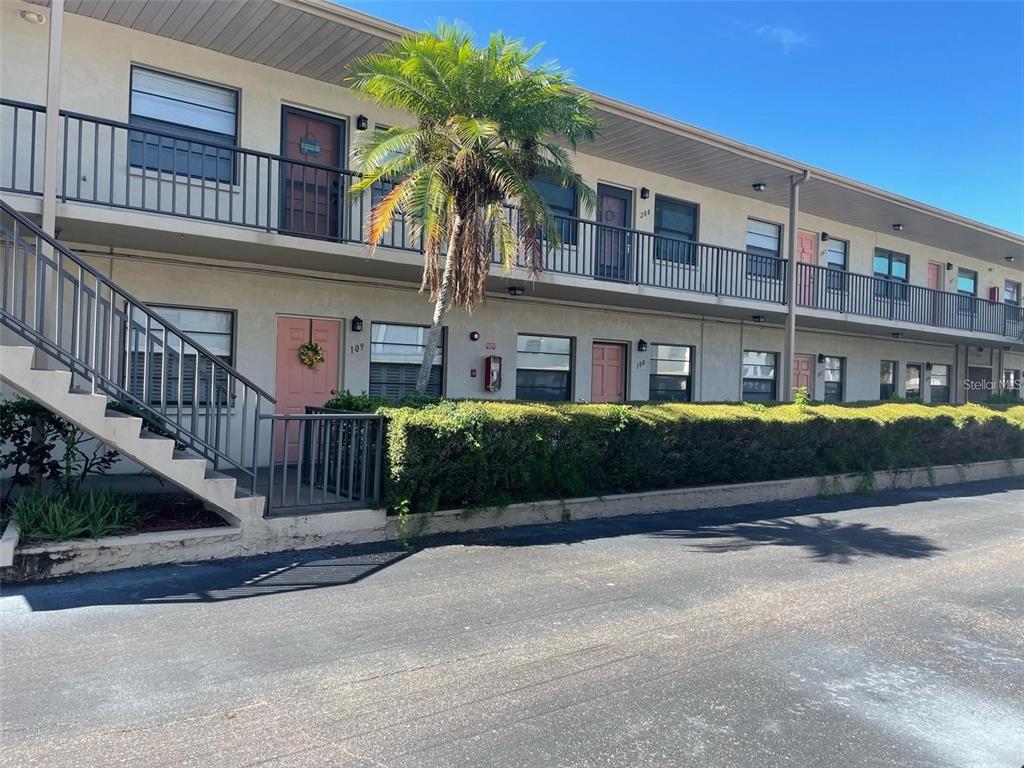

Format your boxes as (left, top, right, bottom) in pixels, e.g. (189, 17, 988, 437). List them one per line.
(344, 1, 1024, 235)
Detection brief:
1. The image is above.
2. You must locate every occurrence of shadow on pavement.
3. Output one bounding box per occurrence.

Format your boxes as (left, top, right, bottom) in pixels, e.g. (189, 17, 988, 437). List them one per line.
(6, 477, 1018, 612)
(652, 515, 942, 564)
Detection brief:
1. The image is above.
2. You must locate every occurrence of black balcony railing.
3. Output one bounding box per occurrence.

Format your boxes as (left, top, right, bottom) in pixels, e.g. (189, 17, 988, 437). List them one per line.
(2, 99, 1019, 339)
(495, 207, 787, 304)
(795, 263, 1023, 339)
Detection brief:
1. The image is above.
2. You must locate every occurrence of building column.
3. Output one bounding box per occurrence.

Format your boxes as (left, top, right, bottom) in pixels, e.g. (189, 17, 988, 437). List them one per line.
(41, 0, 65, 236)
(781, 170, 810, 401)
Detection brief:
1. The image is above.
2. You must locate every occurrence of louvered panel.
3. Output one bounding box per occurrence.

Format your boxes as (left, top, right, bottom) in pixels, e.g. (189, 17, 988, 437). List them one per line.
(186, 0, 248, 46)
(368, 363, 441, 400)
(206, 0, 276, 55)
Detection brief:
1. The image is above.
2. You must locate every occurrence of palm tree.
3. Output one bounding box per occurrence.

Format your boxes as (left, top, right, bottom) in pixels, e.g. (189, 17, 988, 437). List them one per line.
(348, 23, 598, 394)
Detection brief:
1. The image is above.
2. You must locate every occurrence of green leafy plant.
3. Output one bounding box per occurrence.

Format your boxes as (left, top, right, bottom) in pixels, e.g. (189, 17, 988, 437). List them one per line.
(793, 387, 812, 407)
(1, 397, 119, 504)
(349, 23, 598, 394)
(10, 489, 146, 543)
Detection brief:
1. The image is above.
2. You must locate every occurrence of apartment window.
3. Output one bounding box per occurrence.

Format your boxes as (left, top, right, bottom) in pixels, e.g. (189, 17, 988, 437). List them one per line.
(822, 356, 844, 403)
(741, 350, 777, 402)
(648, 344, 693, 402)
(956, 268, 977, 296)
(1002, 369, 1022, 398)
(516, 334, 573, 401)
(531, 177, 577, 245)
(929, 364, 950, 404)
(654, 196, 698, 265)
(825, 237, 848, 291)
(369, 323, 443, 399)
(128, 305, 234, 406)
(129, 67, 238, 184)
(905, 363, 922, 399)
(746, 219, 783, 279)
(1006, 280, 1021, 306)
(873, 248, 909, 300)
(880, 360, 897, 400)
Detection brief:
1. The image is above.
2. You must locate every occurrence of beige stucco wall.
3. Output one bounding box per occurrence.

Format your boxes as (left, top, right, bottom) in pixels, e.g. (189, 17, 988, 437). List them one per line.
(73, 246, 974, 411)
(2, 4, 1022, 300)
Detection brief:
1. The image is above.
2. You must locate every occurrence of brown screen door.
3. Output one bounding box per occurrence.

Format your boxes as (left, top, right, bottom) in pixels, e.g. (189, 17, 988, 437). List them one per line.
(596, 184, 632, 281)
(281, 108, 345, 238)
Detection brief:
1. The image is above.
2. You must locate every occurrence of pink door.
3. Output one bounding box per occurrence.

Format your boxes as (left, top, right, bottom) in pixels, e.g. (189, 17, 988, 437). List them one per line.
(796, 231, 817, 307)
(591, 342, 626, 402)
(793, 354, 814, 398)
(275, 317, 341, 460)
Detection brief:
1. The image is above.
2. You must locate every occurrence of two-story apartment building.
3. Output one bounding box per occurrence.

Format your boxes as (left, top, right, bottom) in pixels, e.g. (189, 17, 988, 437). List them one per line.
(1, 0, 1023, 520)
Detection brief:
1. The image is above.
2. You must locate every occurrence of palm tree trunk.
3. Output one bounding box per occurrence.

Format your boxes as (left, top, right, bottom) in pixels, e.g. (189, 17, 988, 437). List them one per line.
(416, 215, 462, 395)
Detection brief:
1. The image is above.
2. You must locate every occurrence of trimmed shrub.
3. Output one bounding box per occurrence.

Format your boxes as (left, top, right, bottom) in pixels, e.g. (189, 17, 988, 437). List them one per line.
(380, 401, 1024, 514)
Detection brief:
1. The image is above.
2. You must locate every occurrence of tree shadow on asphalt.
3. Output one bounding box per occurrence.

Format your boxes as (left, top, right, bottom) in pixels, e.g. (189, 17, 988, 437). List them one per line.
(6, 478, 1011, 612)
(649, 515, 943, 564)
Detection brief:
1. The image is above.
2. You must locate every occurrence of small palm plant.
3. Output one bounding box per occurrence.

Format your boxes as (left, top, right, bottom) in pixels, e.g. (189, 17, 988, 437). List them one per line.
(349, 23, 598, 394)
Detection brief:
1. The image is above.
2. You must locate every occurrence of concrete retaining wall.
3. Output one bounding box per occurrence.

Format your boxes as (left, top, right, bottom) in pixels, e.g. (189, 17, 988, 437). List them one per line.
(4, 458, 1021, 581)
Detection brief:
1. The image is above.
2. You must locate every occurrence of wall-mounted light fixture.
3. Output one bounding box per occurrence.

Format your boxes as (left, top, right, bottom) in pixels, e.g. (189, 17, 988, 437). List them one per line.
(926, 362, 933, 371)
(507, 285, 525, 297)
(20, 10, 46, 24)
(752, 183, 767, 193)
(469, 331, 480, 341)
(751, 314, 765, 323)
(640, 187, 650, 200)
(891, 332, 904, 339)
(821, 232, 830, 242)
(816, 353, 826, 364)
(356, 115, 369, 131)
(892, 223, 904, 232)
(637, 339, 648, 352)
(1006, 256, 1016, 263)
(350, 316, 363, 333)
(946, 262, 954, 271)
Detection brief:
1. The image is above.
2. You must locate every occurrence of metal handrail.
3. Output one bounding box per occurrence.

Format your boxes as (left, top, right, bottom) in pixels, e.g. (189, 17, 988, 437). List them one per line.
(0, 200, 275, 491)
(795, 262, 1022, 337)
(3, 98, 1018, 337)
(259, 407, 384, 512)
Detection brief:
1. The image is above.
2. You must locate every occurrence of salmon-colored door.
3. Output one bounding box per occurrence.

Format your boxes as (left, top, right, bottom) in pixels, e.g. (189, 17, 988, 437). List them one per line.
(591, 342, 626, 402)
(928, 261, 944, 324)
(796, 231, 817, 307)
(275, 317, 341, 460)
(793, 354, 814, 398)
(281, 108, 345, 238)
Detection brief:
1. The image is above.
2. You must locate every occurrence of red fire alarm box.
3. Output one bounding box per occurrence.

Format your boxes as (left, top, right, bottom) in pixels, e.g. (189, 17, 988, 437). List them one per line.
(484, 355, 502, 392)
(988, 286, 1000, 302)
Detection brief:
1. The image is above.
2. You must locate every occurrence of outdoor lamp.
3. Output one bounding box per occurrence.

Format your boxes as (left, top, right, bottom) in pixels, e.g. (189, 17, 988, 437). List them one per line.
(637, 339, 648, 352)
(508, 285, 525, 296)
(752, 183, 767, 193)
(351, 316, 363, 333)
(817, 353, 826, 364)
(640, 187, 650, 200)
(356, 115, 369, 130)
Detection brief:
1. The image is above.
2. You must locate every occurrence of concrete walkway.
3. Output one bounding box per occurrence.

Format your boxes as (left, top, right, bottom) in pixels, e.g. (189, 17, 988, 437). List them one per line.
(2, 478, 1022, 767)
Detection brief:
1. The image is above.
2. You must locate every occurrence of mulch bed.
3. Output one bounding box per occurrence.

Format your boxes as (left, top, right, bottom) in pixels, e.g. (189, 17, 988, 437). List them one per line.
(134, 493, 228, 533)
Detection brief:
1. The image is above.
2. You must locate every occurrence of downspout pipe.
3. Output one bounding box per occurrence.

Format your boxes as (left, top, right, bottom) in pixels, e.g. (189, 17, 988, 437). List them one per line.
(41, 0, 65, 237)
(782, 170, 811, 401)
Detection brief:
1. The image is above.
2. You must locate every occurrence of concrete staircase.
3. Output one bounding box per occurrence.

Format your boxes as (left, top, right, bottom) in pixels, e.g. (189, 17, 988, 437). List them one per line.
(0, 345, 265, 525)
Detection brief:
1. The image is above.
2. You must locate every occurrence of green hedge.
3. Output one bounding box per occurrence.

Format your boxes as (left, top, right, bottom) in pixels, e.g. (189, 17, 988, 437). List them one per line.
(378, 401, 1024, 514)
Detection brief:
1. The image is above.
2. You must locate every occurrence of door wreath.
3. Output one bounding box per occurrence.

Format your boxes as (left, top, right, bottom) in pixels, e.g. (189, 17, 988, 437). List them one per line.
(298, 340, 325, 370)
(297, 318, 328, 370)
